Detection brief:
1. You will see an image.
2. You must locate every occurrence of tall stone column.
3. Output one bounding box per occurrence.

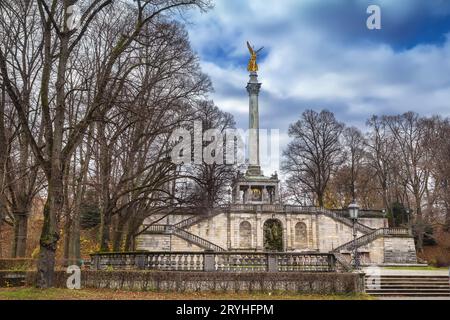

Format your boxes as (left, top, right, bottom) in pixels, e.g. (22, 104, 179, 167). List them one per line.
(246, 71, 262, 176)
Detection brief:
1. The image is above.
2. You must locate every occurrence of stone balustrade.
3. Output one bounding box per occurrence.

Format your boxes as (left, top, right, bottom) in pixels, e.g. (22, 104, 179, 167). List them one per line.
(90, 252, 336, 272)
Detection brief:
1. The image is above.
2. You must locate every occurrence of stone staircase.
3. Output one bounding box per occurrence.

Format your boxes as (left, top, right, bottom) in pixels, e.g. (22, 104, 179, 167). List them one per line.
(332, 228, 411, 271)
(333, 228, 410, 253)
(365, 275, 450, 297)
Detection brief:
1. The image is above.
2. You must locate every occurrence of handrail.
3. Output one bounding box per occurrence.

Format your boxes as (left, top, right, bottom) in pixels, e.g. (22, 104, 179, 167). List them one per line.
(144, 224, 225, 251)
(333, 228, 410, 253)
(318, 208, 374, 234)
(174, 210, 223, 229)
(333, 252, 353, 272)
(173, 227, 226, 252)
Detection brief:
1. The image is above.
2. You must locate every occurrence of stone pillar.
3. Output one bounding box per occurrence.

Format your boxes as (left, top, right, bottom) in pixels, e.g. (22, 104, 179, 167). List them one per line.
(246, 72, 262, 176)
(135, 254, 146, 270)
(287, 214, 292, 251)
(255, 212, 262, 251)
(204, 251, 215, 272)
(91, 255, 100, 270)
(227, 210, 232, 250)
(262, 186, 269, 203)
(274, 187, 279, 203)
(267, 254, 277, 272)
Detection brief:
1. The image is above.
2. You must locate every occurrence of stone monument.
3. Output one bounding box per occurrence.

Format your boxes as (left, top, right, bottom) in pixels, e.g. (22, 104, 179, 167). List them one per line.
(232, 42, 280, 205)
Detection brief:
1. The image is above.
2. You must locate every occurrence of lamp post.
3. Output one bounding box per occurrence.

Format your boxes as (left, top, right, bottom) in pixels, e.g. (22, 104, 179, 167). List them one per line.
(348, 201, 360, 269)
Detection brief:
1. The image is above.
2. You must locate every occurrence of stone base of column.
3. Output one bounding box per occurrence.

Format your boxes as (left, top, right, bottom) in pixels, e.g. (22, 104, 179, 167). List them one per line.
(246, 165, 262, 176)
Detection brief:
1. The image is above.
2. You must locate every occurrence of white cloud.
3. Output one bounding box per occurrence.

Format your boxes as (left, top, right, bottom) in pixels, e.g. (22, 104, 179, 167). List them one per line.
(185, 1, 450, 174)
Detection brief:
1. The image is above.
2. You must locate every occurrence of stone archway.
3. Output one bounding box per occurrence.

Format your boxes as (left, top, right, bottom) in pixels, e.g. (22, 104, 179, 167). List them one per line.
(263, 219, 283, 252)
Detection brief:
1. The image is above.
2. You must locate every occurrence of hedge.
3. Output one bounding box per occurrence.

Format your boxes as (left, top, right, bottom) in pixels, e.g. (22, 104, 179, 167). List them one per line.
(0, 259, 36, 271)
(21, 271, 365, 294)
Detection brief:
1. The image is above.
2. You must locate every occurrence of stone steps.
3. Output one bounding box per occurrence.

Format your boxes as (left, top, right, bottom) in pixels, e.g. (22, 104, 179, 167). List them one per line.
(366, 275, 450, 297)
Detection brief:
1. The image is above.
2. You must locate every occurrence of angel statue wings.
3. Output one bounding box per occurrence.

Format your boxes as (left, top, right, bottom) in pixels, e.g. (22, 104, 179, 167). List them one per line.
(246, 41, 264, 72)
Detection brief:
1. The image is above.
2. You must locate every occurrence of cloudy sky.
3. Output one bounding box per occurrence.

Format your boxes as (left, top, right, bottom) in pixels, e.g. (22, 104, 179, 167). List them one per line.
(184, 0, 450, 173)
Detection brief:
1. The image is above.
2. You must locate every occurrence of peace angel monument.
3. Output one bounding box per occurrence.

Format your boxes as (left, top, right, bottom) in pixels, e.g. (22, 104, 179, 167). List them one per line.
(232, 42, 280, 205)
(136, 42, 418, 267)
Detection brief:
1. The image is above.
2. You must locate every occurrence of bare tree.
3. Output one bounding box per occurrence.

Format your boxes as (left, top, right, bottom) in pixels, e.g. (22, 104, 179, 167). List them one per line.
(283, 110, 344, 208)
(182, 100, 237, 210)
(342, 126, 366, 202)
(426, 117, 450, 232)
(0, 0, 211, 287)
(383, 112, 432, 251)
(0, 1, 44, 257)
(366, 115, 398, 216)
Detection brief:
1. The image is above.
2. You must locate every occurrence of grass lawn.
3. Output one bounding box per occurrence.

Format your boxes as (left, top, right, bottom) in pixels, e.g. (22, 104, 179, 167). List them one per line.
(0, 287, 374, 300)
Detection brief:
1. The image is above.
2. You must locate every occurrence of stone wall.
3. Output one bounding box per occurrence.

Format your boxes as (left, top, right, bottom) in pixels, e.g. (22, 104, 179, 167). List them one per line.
(359, 237, 385, 264)
(358, 217, 387, 229)
(384, 237, 417, 264)
(136, 234, 171, 251)
(135, 234, 203, 252)
(187, 213, 229, 249)
(316, 215, 364, 253)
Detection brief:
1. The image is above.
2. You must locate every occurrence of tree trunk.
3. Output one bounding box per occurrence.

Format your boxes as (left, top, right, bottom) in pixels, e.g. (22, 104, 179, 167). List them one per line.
(37, 194, 61, 288)
(317, 192, 324, 208)
(69, 216, 81, 265)
(62, 217, 71, 267)
(0, 220, 3, 258)
(414, 196, 424, 252)
(111, 215, 123, 252)
(445, 203, 450, 232)
(100, 211, 111, 252)
(12, 212, 28, 258)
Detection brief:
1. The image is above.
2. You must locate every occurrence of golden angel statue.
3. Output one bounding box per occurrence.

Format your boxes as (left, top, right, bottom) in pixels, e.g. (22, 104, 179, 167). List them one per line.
(247, 41, 264, 72)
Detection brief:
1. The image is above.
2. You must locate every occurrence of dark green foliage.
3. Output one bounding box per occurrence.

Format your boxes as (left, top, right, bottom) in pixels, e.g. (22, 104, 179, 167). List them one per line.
(263, 219, 283, 251)
(387, 202, 410, 227)
(80, 203, 101, 230)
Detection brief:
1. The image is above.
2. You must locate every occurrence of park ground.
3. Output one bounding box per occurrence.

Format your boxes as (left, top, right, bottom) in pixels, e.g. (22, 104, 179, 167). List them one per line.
(0, 287, 373, 300)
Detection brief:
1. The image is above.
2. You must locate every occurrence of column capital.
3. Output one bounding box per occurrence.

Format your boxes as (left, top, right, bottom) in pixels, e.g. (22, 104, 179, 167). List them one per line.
(246, 72, 261, 95)
(246, 82, 261, 96)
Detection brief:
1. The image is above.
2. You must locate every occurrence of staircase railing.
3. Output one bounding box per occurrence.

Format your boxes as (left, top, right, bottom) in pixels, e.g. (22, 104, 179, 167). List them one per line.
(318, 208, 374, 234)
(333, 228, 410, 253)
(174, 209, 223, 230)
(173, 227, 226, 252)
(144, 225, 225, 252)
(333, 252, 353, 272)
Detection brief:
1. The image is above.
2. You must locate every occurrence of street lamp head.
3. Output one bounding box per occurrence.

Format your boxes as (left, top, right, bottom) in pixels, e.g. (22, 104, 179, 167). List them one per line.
(348, 201, 359, 220)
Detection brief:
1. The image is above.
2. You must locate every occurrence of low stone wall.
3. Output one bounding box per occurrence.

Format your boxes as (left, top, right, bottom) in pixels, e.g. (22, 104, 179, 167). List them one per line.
(23, 271, 364, 294)
(0, 271, 28, 287)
